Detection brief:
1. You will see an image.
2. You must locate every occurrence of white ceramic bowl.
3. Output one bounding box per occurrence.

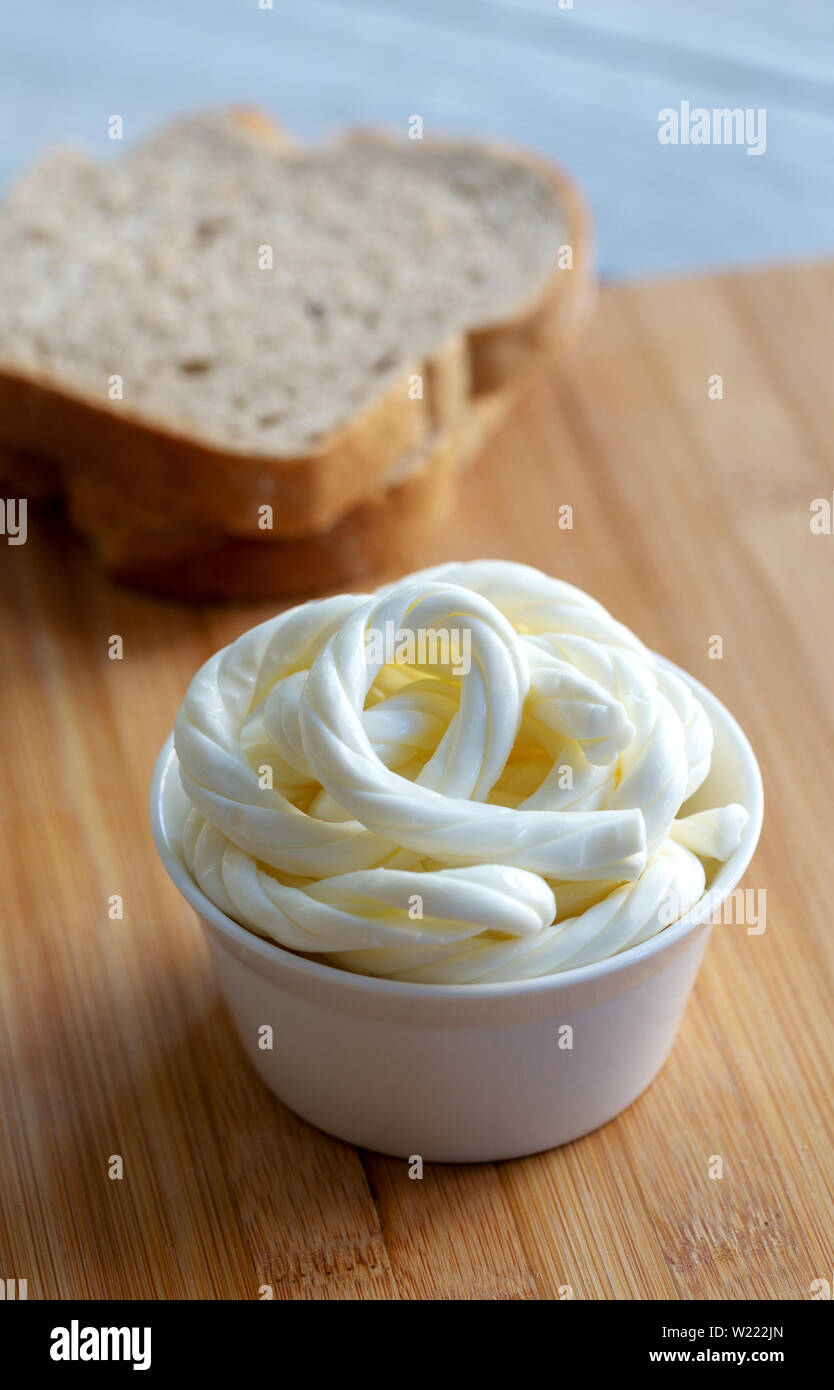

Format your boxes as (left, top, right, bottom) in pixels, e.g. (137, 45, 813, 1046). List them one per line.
(150, 656, 762, 1163)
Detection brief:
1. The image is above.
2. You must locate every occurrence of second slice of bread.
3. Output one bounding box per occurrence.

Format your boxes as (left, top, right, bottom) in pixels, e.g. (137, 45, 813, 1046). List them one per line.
(68, 383, 521, 599)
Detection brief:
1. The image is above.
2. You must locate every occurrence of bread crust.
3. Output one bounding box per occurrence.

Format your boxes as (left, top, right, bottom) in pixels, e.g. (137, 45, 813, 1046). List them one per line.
(69, 381, 526, 599)
(0, 358, 435, 538)
(2, 348, 547, 601)
(0, 109, 592, 541)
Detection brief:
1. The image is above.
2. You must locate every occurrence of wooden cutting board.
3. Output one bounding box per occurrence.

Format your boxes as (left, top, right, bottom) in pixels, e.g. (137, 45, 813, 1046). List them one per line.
(2, 260, 832, 1301)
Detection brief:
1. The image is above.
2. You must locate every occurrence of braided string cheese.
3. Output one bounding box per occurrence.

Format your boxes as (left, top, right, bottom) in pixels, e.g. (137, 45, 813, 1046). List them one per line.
(174, 561, 748, 982)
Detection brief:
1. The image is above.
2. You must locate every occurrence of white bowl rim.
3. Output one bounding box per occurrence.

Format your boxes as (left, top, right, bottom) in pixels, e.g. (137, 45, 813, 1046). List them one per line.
(150, 654, 763, 1002)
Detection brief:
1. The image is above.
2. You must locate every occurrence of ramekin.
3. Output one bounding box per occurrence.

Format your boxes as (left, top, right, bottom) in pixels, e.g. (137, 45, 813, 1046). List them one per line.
(150, 656, 763, 1163)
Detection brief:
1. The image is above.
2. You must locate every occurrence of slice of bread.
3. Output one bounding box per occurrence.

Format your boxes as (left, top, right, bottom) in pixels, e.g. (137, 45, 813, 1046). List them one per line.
(0, 108, 591, 541)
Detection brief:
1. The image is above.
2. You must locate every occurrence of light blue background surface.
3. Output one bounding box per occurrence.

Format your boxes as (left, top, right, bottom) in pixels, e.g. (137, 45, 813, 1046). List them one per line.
(3, 0, 833, 279)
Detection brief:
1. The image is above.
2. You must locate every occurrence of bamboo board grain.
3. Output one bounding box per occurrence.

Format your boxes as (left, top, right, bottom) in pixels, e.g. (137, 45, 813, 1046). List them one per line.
(1, 260, 833, 1301)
